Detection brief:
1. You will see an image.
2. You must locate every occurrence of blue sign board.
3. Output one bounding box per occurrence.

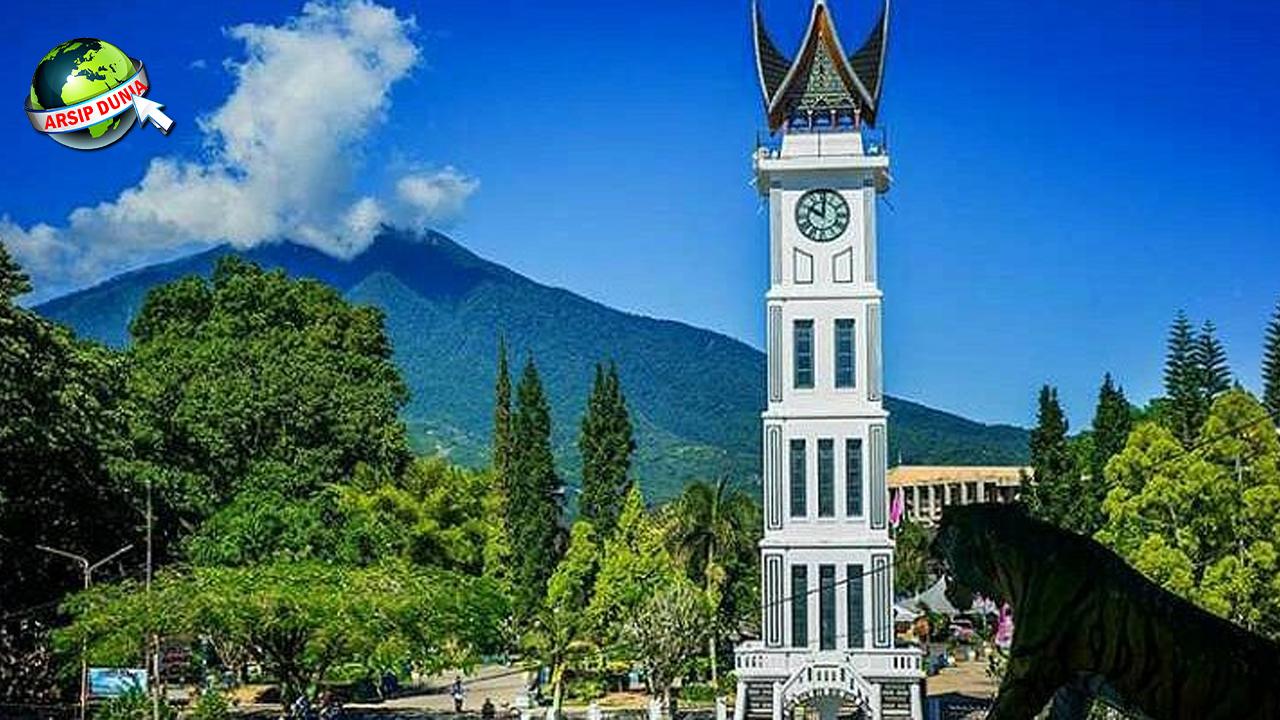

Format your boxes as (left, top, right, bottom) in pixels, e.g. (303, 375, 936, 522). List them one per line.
(89, 668, 148, 698)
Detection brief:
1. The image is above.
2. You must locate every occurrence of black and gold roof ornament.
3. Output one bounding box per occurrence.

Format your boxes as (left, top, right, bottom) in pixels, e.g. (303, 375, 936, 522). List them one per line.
(753, 0, 889, 134)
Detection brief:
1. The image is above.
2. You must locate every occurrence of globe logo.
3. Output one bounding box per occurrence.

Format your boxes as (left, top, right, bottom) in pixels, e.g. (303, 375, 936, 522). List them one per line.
(24, 38, 171, 150)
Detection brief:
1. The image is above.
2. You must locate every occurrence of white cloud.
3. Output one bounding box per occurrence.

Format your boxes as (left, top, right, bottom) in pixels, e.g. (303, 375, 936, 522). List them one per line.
(3, 0, 478, 301)
(396, 168, 480, 223)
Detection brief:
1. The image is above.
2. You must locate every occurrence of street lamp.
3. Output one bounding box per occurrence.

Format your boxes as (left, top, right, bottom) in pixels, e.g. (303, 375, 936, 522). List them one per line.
(36, 543, 134, 720)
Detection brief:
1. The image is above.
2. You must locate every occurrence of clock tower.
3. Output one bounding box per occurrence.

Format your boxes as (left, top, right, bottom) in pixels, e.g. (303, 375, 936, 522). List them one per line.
(733, 3, 924, 720)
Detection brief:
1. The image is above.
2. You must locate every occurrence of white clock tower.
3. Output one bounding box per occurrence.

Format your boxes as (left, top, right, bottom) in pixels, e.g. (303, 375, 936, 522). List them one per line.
(733, 3, 923, 720)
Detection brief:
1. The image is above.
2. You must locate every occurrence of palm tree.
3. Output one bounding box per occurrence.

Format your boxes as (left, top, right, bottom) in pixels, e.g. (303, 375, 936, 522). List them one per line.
(667, 478, 760, 687)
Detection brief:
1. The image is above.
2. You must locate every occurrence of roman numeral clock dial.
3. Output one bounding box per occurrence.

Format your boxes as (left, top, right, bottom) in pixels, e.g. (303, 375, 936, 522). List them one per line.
(795, 188, 850, 243)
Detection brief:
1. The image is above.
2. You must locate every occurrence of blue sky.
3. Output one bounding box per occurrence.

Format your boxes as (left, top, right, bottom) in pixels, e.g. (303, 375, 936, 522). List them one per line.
(4, 0, 1279, 428)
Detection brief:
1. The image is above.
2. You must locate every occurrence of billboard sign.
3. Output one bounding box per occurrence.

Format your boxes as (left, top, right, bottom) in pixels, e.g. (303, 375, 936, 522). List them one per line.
(88, 668, 148, 698)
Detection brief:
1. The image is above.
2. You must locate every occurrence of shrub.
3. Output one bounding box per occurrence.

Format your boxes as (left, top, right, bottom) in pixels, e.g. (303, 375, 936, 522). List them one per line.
(565, 676, 607, 703)
(190, 690, 232, 720)
(93, 690, 177, 720)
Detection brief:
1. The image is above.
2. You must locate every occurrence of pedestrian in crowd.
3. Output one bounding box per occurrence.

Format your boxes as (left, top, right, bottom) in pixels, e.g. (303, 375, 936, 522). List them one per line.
(452, 676, 466, 713)
(482, 697, 496, 720)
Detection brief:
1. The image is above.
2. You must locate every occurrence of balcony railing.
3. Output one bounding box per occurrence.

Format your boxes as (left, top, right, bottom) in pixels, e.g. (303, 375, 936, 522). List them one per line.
(734, 642, 923, 679)
(755, 126, 889, 159)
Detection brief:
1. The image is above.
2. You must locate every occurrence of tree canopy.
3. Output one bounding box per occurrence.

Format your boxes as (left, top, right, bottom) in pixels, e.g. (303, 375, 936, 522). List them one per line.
(1263, 301, 1280, 422)
(116, 257, 411, 561)
(0, 242, 135, 700)
(57, 561, 508, 704)
(578, 363, 636, 535)
(1097, 390, 1280, 640)
(507, 358, 565, 619)
(1024, 385, 1077, 529)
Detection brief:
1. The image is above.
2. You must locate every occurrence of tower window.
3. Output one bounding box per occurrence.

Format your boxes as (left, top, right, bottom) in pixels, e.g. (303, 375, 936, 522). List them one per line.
(846, 439, 863, 517)
(818, 439, 835, 518)
(835, 319, 856, 388)
(791, 565, 809, 648)
(789, 439, 807, 518)
(819, 565, 836, 650)
(794, 320, 814, 389)
(847, 564, 865, 649)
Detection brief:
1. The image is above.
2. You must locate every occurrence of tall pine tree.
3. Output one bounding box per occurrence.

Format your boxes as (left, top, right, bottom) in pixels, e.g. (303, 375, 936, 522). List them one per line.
(1164, 311, 1203, 446)
(578, 362, 635, 535)
(509, 357, 564, 619)
(1264, 300, 1280, 422)
(1194, 320, 1232, 403)
(486, 336, 515, 586)
(1086, 374, 1132, 533)
(493, 336, 513, 476)
(1025, 385, 1076, 530)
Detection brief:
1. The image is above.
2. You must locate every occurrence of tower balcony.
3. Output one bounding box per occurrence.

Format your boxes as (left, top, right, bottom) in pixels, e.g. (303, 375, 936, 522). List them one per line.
(734, 641, 924, 682)
(754, 130, 891, 195)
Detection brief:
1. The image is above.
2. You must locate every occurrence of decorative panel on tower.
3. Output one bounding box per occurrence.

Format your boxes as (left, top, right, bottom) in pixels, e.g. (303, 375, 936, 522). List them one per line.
(863, 189, 877, 284)
(768, 306, 782, 403)
(765, 424, 783, 530)
(868, 304, 883, 402)
(832, 248, 855, 284)
(764, 553, 784, 648)
(872, 553, 892, 648)
(870, 424, 887, 530)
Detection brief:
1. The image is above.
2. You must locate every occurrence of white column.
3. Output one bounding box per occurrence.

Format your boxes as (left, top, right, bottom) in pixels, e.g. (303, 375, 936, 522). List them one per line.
(734, 681, 747, 720)
(911, 682, 924, 720)
(771, 682, 783, 720)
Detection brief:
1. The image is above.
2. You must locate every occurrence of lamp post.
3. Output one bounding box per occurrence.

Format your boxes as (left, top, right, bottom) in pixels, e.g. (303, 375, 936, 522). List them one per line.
(36, 543, 134, 720)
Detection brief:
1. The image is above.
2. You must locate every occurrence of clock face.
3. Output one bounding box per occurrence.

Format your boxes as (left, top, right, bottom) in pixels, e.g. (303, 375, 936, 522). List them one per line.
(795, 189, 851, 243)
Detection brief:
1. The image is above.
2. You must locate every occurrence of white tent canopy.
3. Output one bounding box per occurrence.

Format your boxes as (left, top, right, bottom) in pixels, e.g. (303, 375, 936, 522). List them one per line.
(902, 578, 960, 616)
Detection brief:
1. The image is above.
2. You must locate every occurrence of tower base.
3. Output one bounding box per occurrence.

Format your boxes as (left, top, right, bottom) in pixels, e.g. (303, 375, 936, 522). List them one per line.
(733, 644, 924, 720)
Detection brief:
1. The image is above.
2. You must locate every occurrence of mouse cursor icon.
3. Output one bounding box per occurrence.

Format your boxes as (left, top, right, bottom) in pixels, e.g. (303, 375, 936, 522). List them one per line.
(132, 95, 173, 135)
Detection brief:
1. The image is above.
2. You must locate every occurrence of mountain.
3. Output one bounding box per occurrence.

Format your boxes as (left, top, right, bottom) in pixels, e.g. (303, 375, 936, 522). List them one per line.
(34, 229, 1029, 501)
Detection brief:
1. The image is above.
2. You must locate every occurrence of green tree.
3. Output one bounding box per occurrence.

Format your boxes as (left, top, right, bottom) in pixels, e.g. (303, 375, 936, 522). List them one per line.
(486, 338, 516, 592)
(332, 458, 496, 574)
(666, 478, 759, 685)
(1194, 320, 1232, 401)
(1084, 374, 1132, 534)
(493, 335, 514, 476)
(893, 518, 932, 596)
(624, 580, 712, 715)
(1024, 385, 1077, 530)
(1263, 301, 1280, 422)
(589, 485, 678, 650)
(0, 242, 31, 300)
(508, 358, 564, 619)
(57, 562, 508, 708)
(0, 242, 134, 701)
(1164, 311, 1204, 446)
(117, 257, 411, 561)
(1097, 390, 1280, 640)
(578, 363, 636, 535)
(528, 521, 602, 719)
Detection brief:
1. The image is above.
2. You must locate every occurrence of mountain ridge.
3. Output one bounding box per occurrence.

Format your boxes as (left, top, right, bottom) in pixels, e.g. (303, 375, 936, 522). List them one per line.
(34, 228, 1029, 500)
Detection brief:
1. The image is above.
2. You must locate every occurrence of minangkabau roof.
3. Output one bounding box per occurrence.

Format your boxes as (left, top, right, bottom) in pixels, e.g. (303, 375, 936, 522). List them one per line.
(753, 0, 890, 133)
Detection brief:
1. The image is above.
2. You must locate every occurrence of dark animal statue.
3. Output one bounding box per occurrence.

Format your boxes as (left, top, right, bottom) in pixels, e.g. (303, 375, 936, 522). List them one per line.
(929, 503, 1280, 720)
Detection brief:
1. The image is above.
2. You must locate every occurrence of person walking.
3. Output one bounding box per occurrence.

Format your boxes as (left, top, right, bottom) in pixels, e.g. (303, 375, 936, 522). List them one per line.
(452, 676, 466, 713)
